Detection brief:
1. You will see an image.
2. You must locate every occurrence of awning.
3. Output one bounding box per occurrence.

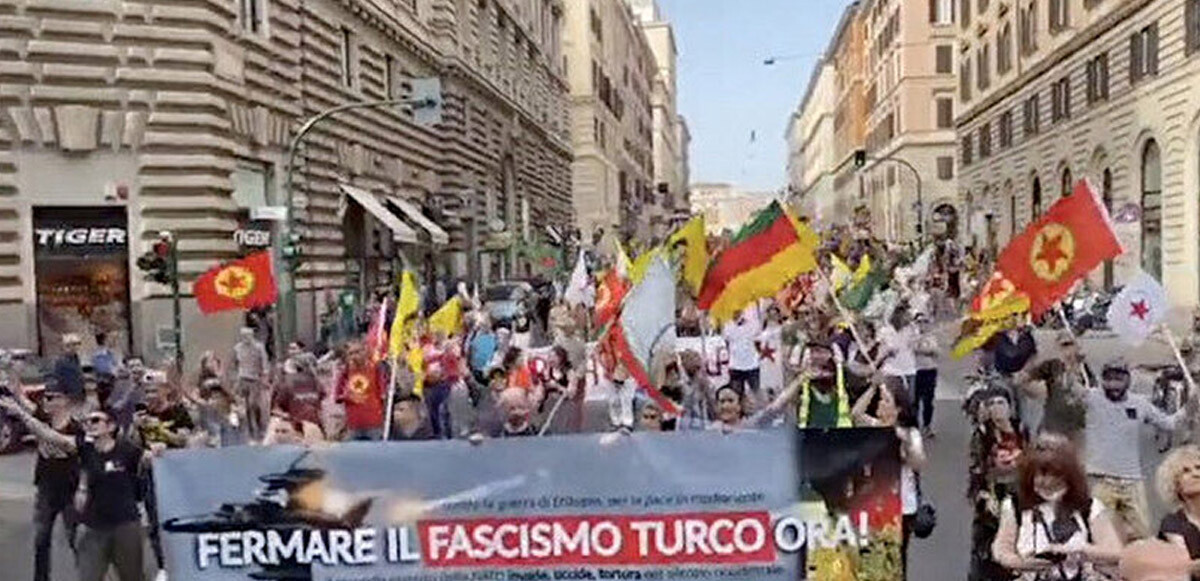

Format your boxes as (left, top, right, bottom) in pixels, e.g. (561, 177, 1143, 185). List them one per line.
(387, 196, 449, 245)
(338, 184, 418, 244)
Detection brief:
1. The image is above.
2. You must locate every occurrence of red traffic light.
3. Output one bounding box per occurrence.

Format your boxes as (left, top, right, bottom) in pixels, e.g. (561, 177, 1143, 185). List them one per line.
(153, 240, 171, 257)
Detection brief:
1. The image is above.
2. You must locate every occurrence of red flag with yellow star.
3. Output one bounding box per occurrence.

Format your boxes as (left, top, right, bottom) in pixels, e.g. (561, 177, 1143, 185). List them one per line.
(194, 250, 278, 314)
(996, 179, 1122, 316)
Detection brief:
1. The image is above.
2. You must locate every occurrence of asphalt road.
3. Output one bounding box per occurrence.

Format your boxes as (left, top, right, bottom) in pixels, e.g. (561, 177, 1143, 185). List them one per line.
(0, 325, 1179, 580)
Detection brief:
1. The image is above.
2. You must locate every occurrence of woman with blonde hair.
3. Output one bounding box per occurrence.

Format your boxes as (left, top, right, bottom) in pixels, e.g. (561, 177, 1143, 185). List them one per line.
(1155, 444, 1200, 576)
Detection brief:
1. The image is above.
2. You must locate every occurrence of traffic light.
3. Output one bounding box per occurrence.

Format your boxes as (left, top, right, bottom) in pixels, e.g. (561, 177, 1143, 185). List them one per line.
(283, 231, 302, 259)
(136, 237, 174, 284)
(853, 149, 867, 168)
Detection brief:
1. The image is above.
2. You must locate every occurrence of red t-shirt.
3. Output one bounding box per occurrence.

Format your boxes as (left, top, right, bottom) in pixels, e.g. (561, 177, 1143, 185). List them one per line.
(337, 364, 383, 430)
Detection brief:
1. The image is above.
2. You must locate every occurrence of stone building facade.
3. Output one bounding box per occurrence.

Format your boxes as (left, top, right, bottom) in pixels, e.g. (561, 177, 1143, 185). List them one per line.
(829, 2, 871, 209)
(859, 0, 958, 242)
(563, 0, 656, 242)
(956, 0, 1200, 306)
(0, 0, 572, 364)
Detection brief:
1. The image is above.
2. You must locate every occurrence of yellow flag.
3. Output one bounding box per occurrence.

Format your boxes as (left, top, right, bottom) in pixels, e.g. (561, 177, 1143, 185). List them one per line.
(853, 254, 872, 284)
(406, 344, 425, 397)
(667, 216, 708, 295)
(616, 240, 633, 279)
(630, 247, 662, 285)
(389, 271, 419, 357)
(830, 255, 852, 291)
(428, 296, 463, 336)
(951, 295, 1031, 359)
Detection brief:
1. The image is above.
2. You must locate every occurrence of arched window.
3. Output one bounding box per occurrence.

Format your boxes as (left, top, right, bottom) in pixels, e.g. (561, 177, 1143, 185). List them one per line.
(1031, 176, 1042, 219)
(1102, 168, 1114, 289)
(1141, 140, 1162, 280)
(1061, 166, 1073, 196)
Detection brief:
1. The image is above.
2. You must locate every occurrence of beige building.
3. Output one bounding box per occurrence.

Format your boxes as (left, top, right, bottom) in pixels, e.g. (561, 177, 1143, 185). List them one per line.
(788, 59, 841, 223)
(859, 0, 958, 241)
(956, 0, 1200, 307)
(830, 3, 871, 208)
(676, 114, 692, 215)
(0, 0, 572, 363)
(629, 0, 687, 234)
(690, 183, 774, 235)
(563, 0, 656, 242)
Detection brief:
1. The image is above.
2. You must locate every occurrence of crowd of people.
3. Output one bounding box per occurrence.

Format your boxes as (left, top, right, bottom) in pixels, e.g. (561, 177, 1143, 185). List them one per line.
(6, 228, 1200, 581)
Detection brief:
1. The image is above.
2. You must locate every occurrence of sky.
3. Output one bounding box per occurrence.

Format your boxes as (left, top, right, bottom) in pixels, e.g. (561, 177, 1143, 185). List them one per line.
(658, 0, 848, 193)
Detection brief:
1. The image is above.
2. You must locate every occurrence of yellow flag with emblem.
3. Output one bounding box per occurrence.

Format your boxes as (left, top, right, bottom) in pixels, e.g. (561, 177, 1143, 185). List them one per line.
(667, 215, 708, 295)
(389, 271, 419, 358)
(406, 343, 425, 397)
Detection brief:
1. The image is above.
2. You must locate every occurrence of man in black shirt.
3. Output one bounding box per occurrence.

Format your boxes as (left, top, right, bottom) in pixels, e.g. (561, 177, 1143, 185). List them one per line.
(77, 407, 148, 581)
(0, 381, 81, 581)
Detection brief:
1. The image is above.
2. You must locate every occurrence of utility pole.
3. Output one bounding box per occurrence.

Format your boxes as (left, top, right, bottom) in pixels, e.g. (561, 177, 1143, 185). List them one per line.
(277, 78, 443, 348)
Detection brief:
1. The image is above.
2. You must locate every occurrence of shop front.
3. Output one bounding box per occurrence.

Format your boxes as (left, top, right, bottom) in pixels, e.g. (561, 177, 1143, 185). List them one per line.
(32, 206, 131, 358)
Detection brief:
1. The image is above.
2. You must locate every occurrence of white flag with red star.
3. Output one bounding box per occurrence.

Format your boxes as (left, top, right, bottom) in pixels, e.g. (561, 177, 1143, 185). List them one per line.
(1108, 270, 1169, 345)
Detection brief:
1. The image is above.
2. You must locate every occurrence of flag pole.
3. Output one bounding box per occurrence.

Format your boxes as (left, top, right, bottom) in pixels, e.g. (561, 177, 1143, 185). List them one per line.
(1055, 304, 1091, 390)
(538, 394, 567, 436)
(814, 265, 882, 371)
(1161, 324, 1198, 396)
(382, 354, 399, 440)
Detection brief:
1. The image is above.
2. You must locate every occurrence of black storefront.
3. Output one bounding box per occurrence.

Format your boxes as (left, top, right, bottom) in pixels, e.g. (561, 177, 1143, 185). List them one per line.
(33, 206, 132, 358)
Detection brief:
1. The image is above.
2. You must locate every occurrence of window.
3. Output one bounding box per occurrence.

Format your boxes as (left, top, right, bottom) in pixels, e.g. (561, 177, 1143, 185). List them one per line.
(339, 27, 354, 87)
(937, 97, 954, 128)
(999, 110, 1013, 147)
(961, 134, 974, 165)
(977, 44, 991, 90)
(232, 163, 270, 208)
(1060, 167, 1073, 196)
(239, 0, 265, 34)
(1102, 168, 1115, 288)
(1086, 52, 1109, 103)
(1188, 0, 1200, 54)
(980, 122, 992, 158)
(1051, 76, 1070, 122)
(1020, 1, 1039, 56)
(1049, 0, 1069, 33)
(936, 45, 954, 73)
(931, 0, 954, 25)
(589, 7, 602, 43)
(1023, 94, 1040, 136)
(998, 23, 1013, 74)
(1130, 22, 1160, 83)
(1031, 177, 1043, 218)
(938, 156, 955, 179)
(961, 0, 972, 30)
(960, 57, 973, 101)
(1142, 140, 1163, 280)
(887, 166, 896, 187)
(979, 0, 990, 12)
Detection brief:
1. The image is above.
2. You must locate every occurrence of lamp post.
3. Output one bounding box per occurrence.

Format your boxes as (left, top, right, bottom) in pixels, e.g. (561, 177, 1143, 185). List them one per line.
(852, 149, 924, 242)
(276, 79, 442, 350)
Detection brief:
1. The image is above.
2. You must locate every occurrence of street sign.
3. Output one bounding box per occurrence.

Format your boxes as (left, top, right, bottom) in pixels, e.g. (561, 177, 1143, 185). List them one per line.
(250, 205, 288, 221)
(410, 77, 443, 127)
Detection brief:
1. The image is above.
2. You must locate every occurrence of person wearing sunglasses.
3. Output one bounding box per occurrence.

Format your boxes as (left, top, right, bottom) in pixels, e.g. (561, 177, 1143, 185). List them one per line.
(0, 379, 82, 581)
(76, 407, 149, 581)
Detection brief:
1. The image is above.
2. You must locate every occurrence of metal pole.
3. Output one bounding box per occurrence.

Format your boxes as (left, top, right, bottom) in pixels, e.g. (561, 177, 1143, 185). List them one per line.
(857, 153, 924, 243)
(170, 238, 183, 377)
(279, 97, 438, 348)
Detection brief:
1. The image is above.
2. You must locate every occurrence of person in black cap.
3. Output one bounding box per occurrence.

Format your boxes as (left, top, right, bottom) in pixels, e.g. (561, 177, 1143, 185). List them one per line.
(0, 377, 82, 581)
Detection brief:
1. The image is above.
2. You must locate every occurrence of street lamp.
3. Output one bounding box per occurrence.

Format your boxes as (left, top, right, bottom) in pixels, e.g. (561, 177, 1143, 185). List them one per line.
(853, 149, 924, 241)
(276, 78, 443, 350)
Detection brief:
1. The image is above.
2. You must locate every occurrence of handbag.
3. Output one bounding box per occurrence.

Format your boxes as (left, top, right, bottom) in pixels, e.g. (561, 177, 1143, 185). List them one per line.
(912, 473, 937, 539)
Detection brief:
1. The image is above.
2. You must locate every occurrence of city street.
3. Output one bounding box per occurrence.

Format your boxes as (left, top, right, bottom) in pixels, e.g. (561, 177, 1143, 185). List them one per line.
(0, 323, 1181, 581)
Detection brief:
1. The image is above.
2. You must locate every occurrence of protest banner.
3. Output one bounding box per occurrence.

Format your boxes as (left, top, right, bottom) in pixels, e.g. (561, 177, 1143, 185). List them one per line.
(154, 429, 903, 581)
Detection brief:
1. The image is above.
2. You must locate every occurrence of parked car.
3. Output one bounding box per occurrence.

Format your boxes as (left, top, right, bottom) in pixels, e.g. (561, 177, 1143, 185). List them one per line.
(483, 281, 534, 329)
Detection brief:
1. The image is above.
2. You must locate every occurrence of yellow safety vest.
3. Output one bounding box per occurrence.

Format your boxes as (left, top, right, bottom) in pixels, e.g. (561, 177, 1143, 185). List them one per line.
(797, 365, 852, 428)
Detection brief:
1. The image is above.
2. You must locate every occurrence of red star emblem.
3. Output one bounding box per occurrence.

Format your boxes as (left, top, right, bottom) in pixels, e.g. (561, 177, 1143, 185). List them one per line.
(220, 271, 246, 294)
(1035, 232, 1069, 272)
(758, 344, 776, 362)
(1130, 300, 1150, 321)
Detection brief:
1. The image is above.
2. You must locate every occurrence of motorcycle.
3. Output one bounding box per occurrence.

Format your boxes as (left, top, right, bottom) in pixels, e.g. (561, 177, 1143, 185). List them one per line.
(1052, 287, 1117, 335)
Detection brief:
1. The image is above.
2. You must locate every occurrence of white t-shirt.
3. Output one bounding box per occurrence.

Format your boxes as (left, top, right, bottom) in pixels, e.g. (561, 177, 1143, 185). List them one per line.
(914, 332, 939, 371)
(723, 318, 762, 372)
(878, 324, 918, 377)
(758, 323, 784, 393)
(1003, 497, 1105, 581)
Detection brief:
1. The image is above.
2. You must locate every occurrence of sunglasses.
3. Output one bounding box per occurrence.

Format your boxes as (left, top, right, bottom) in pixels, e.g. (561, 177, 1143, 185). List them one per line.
(85, 415, 109, 425)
